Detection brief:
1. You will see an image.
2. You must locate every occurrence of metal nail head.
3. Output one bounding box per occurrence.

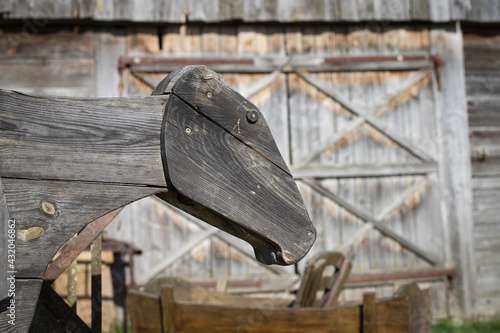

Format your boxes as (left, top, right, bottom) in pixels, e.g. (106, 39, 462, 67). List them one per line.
(246, 110, 258, 124)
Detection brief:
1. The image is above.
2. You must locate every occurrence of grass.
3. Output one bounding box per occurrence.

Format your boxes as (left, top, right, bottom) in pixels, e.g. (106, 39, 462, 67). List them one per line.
(432, 319, 500, 333)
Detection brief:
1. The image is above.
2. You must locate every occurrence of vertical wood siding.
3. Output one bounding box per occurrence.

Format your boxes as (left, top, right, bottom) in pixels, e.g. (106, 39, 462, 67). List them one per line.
(464, 30, 500, 317)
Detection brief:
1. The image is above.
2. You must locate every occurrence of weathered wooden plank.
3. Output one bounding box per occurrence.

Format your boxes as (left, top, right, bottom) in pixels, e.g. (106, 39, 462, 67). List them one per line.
(0, 91, 168, 186)
(0, 31, 94, 59)
(30, 0, 75, 18)
(431, 24, 476, 317)
(0, 279, 42, 333)
(468, 97, 500, 127)
(396, 283, 431, 333)
(2, 177, 163, 277)
(129, 291, 162, 333)
(0, 177, 9, 300)
(163, 93, 315, 265)
(0, 58, 94, 90)
(188, 0, 219, 22)
(154, 0, 187, 22)
(95, 32, 126, 97)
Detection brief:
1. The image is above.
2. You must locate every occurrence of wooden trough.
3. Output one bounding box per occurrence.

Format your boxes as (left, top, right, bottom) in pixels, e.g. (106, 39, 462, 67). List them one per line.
(130, 270, 430, 331)
(130, 252, 431, 332)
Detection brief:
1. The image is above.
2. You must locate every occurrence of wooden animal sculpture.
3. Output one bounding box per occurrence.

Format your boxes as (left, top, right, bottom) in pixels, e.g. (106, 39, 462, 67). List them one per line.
(0, 65, 316, 332)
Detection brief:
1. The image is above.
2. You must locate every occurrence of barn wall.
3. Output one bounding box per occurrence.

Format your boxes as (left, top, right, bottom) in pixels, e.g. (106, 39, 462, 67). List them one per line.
(0, 19, 483, 318)
(1, 0, 500, 23)
(463, 27, 500, 317)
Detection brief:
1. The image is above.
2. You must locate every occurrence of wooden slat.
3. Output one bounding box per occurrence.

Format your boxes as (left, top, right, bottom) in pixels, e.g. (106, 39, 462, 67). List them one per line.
(95, 32, 126, 97)
(0, 90, 168, 186)
(304, 180, 441, 266)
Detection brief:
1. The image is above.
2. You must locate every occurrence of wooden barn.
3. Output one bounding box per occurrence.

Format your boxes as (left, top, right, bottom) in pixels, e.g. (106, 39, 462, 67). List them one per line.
(0, 0, 499, 325)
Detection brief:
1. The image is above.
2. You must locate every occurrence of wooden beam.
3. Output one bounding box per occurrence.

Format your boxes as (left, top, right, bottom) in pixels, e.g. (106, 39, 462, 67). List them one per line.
(44, 208, 124, 281)
(304, 180, 441, 266)
(0, 90, 169, 187)
(431, 23, 476, 317)
(347, 268, 456, 286)
(297, 72, 436, 163)
(292, 163, 437, 179)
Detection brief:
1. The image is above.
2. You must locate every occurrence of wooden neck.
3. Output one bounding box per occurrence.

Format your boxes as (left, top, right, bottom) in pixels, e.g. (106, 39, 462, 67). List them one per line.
(0, 89, 169, 188)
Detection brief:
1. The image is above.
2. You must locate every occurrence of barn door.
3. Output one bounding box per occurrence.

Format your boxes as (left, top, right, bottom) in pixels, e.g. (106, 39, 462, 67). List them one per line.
(287, 63, 445, 274)
(125, 58, 444, 271)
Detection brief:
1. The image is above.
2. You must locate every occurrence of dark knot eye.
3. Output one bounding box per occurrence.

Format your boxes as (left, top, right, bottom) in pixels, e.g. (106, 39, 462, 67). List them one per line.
(246, 109, 259, 124)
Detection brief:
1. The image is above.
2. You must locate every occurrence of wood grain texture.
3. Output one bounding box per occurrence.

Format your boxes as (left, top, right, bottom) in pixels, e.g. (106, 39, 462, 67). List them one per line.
(2, 178, 163, 277)
(0, 90, 168, 186)
(1, 0, 500, 23)
(158, 285, 410, 333)
(0, 279, 42, 333)
(163, 93, 315, 265)
(431, 24, 476, 317)
(129, 291, 162, 333)
(172, 65, 290, 173)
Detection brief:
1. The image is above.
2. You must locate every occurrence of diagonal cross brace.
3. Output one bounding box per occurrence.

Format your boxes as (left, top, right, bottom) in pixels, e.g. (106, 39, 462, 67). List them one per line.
(303, 179, 441, 266)
(293, 69, 435, 168)
(334, 177, 431, 254)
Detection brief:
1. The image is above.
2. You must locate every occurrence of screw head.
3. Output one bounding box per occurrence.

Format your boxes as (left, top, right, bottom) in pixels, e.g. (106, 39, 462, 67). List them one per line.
(246, 109, 259, 124)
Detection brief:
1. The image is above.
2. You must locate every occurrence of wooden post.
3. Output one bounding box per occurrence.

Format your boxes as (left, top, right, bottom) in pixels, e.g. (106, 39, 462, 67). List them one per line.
(362, 293, 376, 333)
(431, 22, 476, 317)
(160, 286, 177, 333)
(67, 259, 78, 312)
(91, 234, 103, 333)
(396, 283, 431, 333)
